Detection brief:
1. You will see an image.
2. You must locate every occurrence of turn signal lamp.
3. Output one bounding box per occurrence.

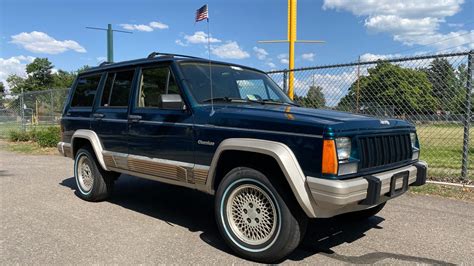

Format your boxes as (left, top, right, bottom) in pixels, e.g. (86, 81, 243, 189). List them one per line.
(322, 139, 338, 175)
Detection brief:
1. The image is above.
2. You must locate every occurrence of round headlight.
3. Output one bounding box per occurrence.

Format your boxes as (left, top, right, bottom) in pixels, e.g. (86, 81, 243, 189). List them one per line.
(335, 137, 351, 161)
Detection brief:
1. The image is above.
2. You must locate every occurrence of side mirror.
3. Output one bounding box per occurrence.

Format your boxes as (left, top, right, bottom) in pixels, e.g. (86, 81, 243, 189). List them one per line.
(160, 94, 185, 110)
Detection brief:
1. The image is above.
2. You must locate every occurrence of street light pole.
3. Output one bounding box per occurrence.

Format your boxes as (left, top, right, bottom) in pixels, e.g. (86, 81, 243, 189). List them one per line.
(86, 24, 132, 63)
(258, 0, 324, 100)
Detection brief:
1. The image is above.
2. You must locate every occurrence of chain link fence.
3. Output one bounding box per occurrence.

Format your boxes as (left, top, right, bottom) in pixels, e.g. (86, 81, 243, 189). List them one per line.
(268, 51, 473, 181)
(0, 88, 70, 138)
(0, 51, 472, 181)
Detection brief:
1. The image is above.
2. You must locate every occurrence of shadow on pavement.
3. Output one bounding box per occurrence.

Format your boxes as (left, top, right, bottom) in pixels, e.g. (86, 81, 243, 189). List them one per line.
(60, 175, 452, 264)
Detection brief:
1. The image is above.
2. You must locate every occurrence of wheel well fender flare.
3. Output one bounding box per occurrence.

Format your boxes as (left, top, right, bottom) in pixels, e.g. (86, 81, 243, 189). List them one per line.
(206, 138, 317, 218)
(71, 129, 108, 171)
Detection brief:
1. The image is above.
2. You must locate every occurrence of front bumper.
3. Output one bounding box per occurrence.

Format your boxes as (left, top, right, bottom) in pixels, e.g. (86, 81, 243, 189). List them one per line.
(307, 161, 427, 217)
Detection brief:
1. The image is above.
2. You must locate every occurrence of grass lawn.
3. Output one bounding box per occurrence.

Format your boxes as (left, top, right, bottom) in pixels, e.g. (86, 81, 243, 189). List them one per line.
(0, 140, 58, 155)
(0, 122, 56, 139)
(409, 183, 474, 202)
(416, 124, 473, 180)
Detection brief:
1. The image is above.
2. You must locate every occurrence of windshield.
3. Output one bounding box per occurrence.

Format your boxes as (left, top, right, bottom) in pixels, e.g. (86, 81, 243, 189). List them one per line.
(178, 62, 293, 105)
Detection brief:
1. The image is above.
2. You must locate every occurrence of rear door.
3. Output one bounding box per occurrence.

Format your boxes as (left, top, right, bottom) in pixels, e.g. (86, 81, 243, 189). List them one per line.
(91, 68, 136, 154)
(62, 73, 103, 140)
(128, 63, 194, 163)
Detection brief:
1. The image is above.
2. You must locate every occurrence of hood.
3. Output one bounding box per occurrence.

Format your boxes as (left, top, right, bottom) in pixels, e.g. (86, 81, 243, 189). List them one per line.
(195, 104, 414, 136)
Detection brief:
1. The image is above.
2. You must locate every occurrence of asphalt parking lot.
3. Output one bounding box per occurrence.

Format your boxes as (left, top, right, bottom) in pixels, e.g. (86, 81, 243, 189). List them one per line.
(1, 148, 473, 264)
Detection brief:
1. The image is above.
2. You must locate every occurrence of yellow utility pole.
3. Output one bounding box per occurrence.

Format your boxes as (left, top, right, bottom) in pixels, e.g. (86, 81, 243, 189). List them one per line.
(259, 0, 324, 99)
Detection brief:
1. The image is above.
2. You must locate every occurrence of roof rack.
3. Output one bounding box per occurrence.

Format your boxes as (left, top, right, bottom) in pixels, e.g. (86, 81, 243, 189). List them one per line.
(147, 52, 202, 60)
(99, 61, 112, 67)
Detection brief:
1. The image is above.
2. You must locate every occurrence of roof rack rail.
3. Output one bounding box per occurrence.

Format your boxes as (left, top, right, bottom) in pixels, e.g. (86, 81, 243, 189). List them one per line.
(147, 52, 202, 60)
(99, 61, 112, 67)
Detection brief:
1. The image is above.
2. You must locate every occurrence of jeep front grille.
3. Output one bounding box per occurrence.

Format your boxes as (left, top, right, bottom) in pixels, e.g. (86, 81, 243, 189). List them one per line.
(357, 134, 412, 170)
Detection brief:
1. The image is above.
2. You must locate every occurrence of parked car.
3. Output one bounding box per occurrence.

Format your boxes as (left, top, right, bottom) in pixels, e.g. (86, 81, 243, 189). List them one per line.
(58, 53, 427, 263)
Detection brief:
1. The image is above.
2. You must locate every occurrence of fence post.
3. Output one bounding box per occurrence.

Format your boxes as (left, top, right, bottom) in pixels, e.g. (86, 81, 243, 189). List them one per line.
(461, 51, 473, 180)
(50, 89, 54, 124)
(283, 69, 288, 94)
(20, 89, 25, 131)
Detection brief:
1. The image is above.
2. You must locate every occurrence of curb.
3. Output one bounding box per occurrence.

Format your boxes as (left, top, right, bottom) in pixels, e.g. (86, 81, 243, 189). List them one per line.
(426, 180, 474, 189)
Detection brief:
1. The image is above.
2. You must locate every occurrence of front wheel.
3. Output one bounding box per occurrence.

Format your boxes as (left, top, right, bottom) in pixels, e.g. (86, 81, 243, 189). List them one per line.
(215, 167, 307, 263)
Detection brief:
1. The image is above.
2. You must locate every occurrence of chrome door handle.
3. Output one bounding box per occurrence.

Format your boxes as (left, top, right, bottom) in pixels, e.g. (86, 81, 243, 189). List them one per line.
(128, 115, 142, 122)
(92, 113, 105, 119)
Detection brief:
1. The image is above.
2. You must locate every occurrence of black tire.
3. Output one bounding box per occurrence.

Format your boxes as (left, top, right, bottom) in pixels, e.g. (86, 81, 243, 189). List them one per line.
(344, 202, 386, 220)
(215, 167, 307, 263)
(74, 147, 115, 201)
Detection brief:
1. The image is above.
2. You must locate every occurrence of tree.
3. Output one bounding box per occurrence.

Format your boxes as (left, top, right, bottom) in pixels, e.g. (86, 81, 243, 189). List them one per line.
(7, 58, 54, 94)
(26, 58, 54, 89)
(338, 61, 437, 116)
(0, 82, 4, 96)
(424, 58, 463, 113)
(453, 63, 472, 114)
(7, 74, 33, 94)
(0, 82, 5, 107)
(295, 85, 326, 108)
(52, 70, 75, 88)
(7, 58, 82, 94)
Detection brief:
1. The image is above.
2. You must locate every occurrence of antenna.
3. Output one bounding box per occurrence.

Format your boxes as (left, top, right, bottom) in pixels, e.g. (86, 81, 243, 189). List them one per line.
(86, 24, 132, 63)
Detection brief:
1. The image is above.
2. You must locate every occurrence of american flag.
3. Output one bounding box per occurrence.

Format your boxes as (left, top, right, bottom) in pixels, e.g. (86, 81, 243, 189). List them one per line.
(195, 4, 208, 22)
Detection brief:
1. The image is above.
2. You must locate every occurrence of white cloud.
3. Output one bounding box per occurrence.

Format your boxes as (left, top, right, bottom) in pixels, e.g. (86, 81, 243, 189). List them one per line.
(211, 41, 250, 59)
(175, 39, 188, 47)
(322, 0, 471, 51)
(0, 55, 36, 92)
(302, 53, 315, 61)
(397, 30, 474, 50)
(10, 31, 86, 54)
(121, 24, 153, 32)
(253, 47, 268, 60)
(149, 21, 169, 29)
(266, 62, 276, 68)
(365, 16, 440, 36)
(359, 53, 401, 62)
(447, 23, 464, 28)
(322, 0, 463, 18)
(277, 53, 289, 64)
(183, 31, 221, 44)
(120, 21, 169, 32)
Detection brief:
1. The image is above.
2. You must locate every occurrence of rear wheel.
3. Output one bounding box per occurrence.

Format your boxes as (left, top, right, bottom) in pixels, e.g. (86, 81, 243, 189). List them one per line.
(74, 147, 115, 201)
(215, 167, 307, 263)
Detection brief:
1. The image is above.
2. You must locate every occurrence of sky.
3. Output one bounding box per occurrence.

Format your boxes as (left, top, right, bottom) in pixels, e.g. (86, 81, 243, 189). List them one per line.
(0, 0, 473, 91)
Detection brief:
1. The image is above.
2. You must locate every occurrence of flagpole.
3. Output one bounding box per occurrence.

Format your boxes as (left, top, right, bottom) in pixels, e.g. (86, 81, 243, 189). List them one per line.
(207, 15, 215, 116)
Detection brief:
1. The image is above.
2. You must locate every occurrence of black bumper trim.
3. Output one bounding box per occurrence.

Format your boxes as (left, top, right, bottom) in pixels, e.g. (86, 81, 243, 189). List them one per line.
(411, 162, 427, 186)
(360, 176, 381, 205)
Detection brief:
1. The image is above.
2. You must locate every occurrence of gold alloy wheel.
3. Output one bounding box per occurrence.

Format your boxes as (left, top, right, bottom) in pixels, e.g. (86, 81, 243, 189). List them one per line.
(77, 155, 93, 192)
(225, 184, 277, 246)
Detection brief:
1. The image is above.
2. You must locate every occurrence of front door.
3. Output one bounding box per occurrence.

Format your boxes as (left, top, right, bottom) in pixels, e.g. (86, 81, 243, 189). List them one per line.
(128, 63, 194, 164)
(91, 68, 136, 154)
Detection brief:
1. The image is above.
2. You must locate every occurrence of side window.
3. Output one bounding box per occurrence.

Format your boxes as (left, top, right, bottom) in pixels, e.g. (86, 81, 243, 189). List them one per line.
(138, 66, 180, 108)
(71, 74, 101, 107)
(100, 70, 135, 107)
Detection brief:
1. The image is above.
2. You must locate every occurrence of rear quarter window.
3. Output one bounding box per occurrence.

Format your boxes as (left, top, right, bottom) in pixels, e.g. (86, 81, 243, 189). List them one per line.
(71, 74, 102, 107)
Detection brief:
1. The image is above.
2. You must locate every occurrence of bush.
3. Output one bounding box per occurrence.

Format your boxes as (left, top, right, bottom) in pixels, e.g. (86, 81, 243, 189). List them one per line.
(36, 127, 60, 148)
(8, 129, 32, 142)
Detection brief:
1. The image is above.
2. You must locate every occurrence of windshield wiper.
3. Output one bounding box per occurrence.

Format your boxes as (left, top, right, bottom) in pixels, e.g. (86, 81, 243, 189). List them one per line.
(246, 99, 299, 106)
(201, 97, 246, 103)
